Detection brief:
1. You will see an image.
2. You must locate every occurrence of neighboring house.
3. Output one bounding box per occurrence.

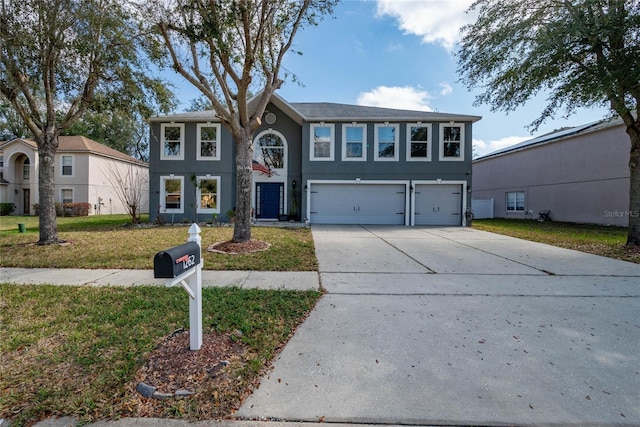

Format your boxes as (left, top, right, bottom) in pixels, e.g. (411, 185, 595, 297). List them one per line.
(0, 136, 149, 215)
(148, 93, 481, 226)
(472, 117, 631, 226)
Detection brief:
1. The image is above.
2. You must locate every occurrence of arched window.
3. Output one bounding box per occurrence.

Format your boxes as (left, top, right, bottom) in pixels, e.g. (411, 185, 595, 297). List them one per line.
(255, 132, 285, 170)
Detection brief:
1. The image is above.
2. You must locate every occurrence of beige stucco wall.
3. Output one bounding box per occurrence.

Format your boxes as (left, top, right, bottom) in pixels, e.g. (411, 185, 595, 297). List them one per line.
(472, 122, 631, 226)
(89, 155, 149, 215)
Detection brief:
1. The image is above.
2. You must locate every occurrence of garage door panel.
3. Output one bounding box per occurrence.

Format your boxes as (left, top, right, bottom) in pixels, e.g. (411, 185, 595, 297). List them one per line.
(310, 183, 406, 225)
(415, 184, 462, 226)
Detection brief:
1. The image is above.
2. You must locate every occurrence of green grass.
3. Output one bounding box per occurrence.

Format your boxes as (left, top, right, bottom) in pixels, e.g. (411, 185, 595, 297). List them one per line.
(0, 284, 321, 425)
(0, 215, 317, 271)
(473, 218, 639, 263)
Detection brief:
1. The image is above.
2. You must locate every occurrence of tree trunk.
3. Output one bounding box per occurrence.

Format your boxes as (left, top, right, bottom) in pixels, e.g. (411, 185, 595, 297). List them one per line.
(627, 124, 640, 246)
(232, 128, 253, 243)
(37, 133, 60, 245)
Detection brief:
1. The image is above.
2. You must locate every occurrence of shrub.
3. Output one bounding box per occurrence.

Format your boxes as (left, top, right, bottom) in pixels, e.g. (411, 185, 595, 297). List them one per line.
(0, 202, 16, 216)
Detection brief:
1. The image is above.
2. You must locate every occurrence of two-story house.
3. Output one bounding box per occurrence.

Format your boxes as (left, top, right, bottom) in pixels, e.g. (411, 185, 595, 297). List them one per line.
(0, 136, 149, 215)
(148, 93, 481, 226)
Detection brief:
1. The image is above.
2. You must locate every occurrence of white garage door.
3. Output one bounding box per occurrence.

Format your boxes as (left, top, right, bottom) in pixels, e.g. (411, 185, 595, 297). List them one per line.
(310, 183, 407, 224)
(414, 184, 462, 226)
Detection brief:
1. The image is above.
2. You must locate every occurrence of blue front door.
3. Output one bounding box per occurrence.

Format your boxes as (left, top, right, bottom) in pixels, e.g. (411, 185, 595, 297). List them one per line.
(257, 183, 283, 219)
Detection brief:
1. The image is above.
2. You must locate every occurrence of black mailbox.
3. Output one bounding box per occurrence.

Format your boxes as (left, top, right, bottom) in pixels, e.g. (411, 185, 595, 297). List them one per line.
(154, 242, 201, 279)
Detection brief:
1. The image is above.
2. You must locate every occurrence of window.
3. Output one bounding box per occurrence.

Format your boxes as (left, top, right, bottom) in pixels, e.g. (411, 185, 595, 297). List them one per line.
(255, 131, 285, 169)
(374, 123, 399, 161)
(310, 123, 334, 161)
(506, 191, 525, 212)
(439, 123, 465, 161)
(61, 188, 73, 204)
(406, 123, 432, 161)
(160, 123, 184, 160)
(196, 176, 220, 214)
(342, 124, 367, 161)
(61, 155, 73, 176)
(197, 123, 220, 160)
(160, 176, 184, 213)
(22, 158, 30, 180)
(0, 155, 4, 168)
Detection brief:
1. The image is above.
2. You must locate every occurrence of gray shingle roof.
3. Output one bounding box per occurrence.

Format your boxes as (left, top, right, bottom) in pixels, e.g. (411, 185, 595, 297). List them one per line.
(151, 93, 481, 123)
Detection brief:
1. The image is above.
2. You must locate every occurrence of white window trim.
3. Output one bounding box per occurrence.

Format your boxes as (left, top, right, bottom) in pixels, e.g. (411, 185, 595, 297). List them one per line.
(160, 175, 184, 213)
(196, 175, 221, 214)
(60, 188, 74, 204)
(439, 123, 465, 162)
(406, 123, 432, 162)
(341, 123, 367, 161)
(506, 191, 525, 212)
(196, 123, 221, 161)
(374, 123, 399, 161)
(60, 155, 74, 177)
(310, 123, 335, 161)
(160, 123, 185, 161)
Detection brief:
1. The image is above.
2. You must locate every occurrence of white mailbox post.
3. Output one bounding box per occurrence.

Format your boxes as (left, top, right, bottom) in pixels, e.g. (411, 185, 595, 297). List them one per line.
(153, 223, 203, 351)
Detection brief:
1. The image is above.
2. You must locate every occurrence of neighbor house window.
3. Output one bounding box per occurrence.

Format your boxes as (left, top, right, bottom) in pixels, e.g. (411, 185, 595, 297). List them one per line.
(407, 123, 432, 161)
(310, 123, 334, 161)
(506, 191, 525, 212)
(197, 123, 220, 160)
(61, 155, 73, 176)
(160, 123, 184, 160)
(342, 124, 367, 161)
(374, 123, 399, 161)
(439, 123, 465, 161)
(61, 188, 73, 204)
(196, 176, 220, 214)
(160, 175, 184, 213)
(22, 158, 30, 180)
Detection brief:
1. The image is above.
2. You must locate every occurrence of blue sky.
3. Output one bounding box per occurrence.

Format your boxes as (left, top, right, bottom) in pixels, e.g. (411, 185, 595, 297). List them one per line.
(170, 0, 611, 157)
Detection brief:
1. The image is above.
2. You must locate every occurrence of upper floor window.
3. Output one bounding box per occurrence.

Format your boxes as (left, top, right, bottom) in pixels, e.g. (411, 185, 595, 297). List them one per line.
(255, 131, 285, 170)
(439, 123, 465, 161)
(61, 155, 73, 176)
(406, 123, 432, 161)
(197, 123, 220, 160)
(160, 175, 184, 213)
(160, 123, 184, 160)
(342, 124, 367, 161)
(310, 123, 334, 161)
(196, 176, 220, 214)
(506, 191, 525, 212)
(374, 123, 399, 161)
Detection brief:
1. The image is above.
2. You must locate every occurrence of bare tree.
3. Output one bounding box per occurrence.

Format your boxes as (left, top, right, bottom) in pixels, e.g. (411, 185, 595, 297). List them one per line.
(145, 0, 337, 243)
(103, 162, 148, 224)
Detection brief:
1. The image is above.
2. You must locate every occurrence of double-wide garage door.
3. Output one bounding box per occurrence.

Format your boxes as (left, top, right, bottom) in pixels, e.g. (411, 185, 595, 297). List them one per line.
(309, 181, 463, 226)
(309, 183, 407, 225)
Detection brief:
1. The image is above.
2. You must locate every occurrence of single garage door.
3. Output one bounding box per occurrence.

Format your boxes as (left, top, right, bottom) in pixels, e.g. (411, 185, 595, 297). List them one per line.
(310, 183, 407, 224)
(414, 184, 462, 226)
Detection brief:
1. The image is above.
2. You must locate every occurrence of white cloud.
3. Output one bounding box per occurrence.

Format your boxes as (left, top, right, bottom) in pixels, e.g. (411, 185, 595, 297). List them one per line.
(376, 0, 476, 50)
(357, 86, 433, 111)
(473, 135, 530, 157)
(439, 81, 453, 96)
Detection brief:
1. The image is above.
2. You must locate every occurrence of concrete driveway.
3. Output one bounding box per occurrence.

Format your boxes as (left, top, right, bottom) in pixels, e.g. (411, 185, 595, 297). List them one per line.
(237, 225, 640, 426)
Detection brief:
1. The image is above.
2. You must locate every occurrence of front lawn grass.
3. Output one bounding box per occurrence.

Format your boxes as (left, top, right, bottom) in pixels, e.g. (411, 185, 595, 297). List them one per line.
(0, 284, 321, 426)
(0, 215, 317, 271)
(473, 218, 640, 264)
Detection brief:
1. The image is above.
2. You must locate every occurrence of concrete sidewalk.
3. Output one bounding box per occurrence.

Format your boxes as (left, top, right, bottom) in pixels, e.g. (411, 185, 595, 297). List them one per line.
(0, 267, 319, 291)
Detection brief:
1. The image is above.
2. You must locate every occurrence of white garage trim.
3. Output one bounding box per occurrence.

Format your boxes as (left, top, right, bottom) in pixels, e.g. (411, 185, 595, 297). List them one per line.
(306, 180, 410, 226)
(410, 180, 469, 226)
